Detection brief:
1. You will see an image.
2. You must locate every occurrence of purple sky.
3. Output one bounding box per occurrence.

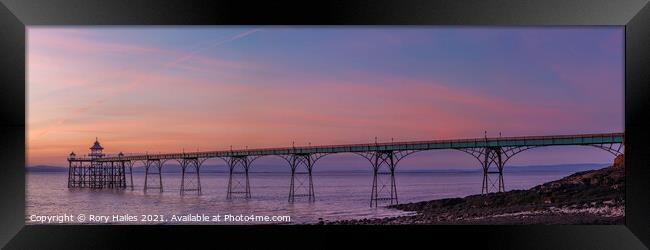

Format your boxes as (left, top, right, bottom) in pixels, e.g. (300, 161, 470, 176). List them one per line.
(27, 27, 624, 169)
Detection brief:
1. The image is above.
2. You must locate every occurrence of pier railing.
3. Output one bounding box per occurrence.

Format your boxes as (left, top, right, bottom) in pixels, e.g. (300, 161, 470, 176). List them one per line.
(69, 132, 623, 162)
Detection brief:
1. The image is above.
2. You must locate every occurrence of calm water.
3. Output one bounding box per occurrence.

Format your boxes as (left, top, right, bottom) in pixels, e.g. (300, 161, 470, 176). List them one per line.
(26, 168, 591, 224)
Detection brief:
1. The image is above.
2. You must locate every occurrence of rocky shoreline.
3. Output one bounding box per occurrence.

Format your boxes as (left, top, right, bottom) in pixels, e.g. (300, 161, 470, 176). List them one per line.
(326, 155, 625, 225)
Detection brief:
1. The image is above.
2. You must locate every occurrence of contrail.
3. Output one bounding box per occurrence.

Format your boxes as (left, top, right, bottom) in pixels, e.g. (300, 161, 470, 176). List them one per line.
(34, 28, 262, 138)
(164, 28, 262, 68)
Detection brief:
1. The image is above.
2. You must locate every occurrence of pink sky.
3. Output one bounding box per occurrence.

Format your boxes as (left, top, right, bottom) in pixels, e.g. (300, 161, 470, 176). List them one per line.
(27, 27, 623, 168)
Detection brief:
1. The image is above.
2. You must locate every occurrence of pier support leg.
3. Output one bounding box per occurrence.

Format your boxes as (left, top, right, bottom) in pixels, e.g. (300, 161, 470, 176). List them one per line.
(88, 161, 95, 189)
(113, 161, 124, 189)
(481, 147, 505, 194)
(122, 161, 135, 190)
(367, 151, 398, 207)
(286, 153, 316, 203)
(89, 161, 104, 189)
(67, 160, 73, 188)
(109, 162, 114, 187)
(81, 161, 87, 187)
(226, 156, 252, 199)
(123, 161, 127, 188)
(67, 160, 84, 188)
(460, 145, 535, 195)
(114, 161, 120, 188)
(75, 161, 83, 187)
(118, 161, 122, 188)
(144, 159, 163, 193)
(180, 157, 202, 195)
(128, 161, 134, 190)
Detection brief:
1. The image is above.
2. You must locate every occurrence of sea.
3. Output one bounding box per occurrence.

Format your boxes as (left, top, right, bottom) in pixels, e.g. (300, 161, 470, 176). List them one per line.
(25, 164, 607, 225)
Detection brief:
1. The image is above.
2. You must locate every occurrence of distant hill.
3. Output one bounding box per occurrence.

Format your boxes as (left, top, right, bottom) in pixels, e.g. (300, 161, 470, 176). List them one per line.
(26, 165, 67, 172)
(504, 163, 608, 173)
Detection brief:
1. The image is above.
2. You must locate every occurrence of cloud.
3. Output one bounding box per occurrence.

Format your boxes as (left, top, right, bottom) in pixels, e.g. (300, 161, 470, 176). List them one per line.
(27, 27, 623, 167)
(29, 28, 263, 140)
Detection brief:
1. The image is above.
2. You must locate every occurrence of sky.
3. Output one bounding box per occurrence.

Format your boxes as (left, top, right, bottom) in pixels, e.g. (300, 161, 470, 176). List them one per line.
(27, 26, 624, 170)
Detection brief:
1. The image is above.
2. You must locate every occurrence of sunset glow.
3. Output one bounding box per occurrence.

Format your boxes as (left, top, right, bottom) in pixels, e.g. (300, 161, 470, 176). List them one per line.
(27, 27, 623, 167)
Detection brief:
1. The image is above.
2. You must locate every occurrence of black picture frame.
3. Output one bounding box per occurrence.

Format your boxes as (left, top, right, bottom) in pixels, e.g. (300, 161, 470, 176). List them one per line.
(1, 0, 649, 249)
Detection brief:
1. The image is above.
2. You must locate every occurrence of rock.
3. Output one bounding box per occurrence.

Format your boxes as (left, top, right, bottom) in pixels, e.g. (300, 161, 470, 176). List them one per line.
(327, 154, 625, 225)
(613, 154, 624, 168)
